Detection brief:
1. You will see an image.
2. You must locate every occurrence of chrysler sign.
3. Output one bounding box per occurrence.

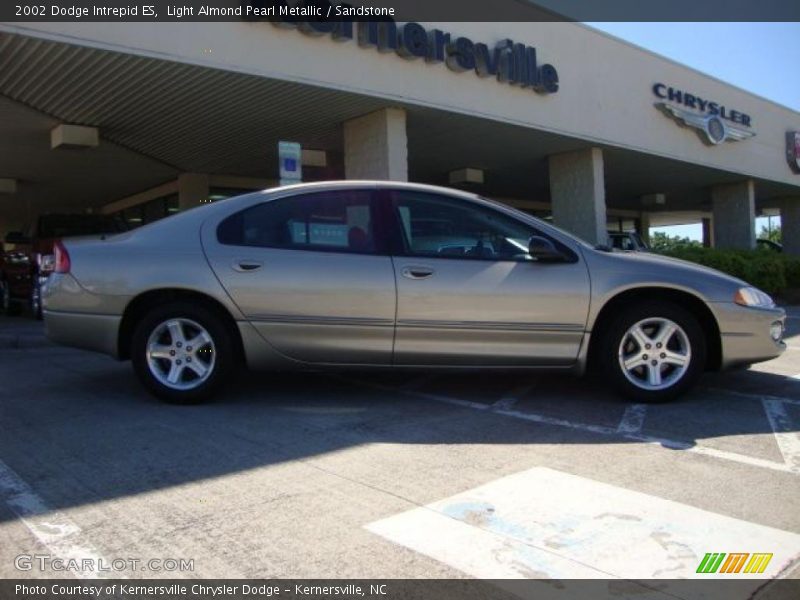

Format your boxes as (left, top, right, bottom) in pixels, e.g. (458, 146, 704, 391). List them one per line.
(653, 83, 755, 145)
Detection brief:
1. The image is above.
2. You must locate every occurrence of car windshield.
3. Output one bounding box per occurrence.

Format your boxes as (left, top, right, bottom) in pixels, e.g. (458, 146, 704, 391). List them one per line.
(38, 214, 129, 238)
(477, 195, 592, 248)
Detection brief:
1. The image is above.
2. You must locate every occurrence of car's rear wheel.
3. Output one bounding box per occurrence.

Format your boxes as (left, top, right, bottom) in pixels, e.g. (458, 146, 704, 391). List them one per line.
(600, 302, 706, 402)
(30, 279, 43, 320)
(0, 279, 19, 316)
(0, 280, 9, 314)
(131, 302, 234, 404)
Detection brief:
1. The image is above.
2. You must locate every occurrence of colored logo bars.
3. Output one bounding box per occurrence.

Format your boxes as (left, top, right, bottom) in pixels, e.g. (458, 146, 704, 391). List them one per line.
(696, 553, 773, 574)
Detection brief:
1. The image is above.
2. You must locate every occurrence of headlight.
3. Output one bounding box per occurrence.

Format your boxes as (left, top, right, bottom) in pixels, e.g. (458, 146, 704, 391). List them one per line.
(734, 287, 775, 308)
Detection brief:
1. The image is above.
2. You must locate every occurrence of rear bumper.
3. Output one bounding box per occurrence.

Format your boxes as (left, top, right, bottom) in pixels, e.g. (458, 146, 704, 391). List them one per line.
(42, 272, 124, 357)
(44, 309, 121, 358)
(712, 302, 786, 369)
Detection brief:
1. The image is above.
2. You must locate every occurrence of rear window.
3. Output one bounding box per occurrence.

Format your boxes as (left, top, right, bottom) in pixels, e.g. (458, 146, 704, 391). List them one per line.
(217, 191, 376, 254)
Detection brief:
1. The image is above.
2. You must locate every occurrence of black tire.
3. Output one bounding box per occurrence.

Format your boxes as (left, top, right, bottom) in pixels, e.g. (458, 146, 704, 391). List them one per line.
(599, 302, 706, 403)
(131, 301, 235, 404)
(0, 279, 9, 315)
(30, 279, 43, 320)
(0, 279, 20, 316)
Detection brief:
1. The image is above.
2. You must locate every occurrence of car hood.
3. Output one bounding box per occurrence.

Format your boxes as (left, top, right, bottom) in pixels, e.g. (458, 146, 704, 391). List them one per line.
(590, 249, 749, 291)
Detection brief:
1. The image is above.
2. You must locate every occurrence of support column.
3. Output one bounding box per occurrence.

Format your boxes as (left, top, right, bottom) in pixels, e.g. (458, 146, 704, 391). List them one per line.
(711, 180, 755, 250)
(778, 198, 800, 257)
(639, 212, 651, 245)
(178, 173, 210, 210)
(549, 148, 607, 245)
(344, 108, 407, 181)
(702, 217, 713, 248)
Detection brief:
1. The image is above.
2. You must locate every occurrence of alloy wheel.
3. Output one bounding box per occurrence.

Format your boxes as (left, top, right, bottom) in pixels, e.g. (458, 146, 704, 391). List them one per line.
(617, 317, 691, 391)
(145, 318, 216, 391)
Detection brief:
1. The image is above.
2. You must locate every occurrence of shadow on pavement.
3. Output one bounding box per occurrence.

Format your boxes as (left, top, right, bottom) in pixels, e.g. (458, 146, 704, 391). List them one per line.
(0, 341, 797, 522)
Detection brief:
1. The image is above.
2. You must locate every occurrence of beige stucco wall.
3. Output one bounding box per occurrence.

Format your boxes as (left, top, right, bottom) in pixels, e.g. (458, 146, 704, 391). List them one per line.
(549, 148, 607, 245)
(3, 20, 799, 190)
(344, 108, 408, 181)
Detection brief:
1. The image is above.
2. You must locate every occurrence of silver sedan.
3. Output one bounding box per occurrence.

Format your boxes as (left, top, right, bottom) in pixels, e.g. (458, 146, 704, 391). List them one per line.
(43, 181, 786, 404)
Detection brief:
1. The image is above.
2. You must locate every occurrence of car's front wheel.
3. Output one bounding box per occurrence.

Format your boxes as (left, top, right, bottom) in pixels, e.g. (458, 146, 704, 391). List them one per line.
(131, 302, 234, 404)
(600, 302, 706, 402)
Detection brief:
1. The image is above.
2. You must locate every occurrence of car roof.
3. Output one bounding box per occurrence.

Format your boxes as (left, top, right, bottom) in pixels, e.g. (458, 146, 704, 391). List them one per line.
(265, 179, 482, 201)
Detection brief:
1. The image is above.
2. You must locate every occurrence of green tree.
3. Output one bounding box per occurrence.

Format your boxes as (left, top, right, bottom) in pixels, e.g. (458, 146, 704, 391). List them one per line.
(649, 231, 702, 253)
(758, 223, 781, 243)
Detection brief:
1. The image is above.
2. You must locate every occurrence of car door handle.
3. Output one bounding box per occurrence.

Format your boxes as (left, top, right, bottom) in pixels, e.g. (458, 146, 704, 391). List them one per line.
(232, 260, 263, 273)
(401, 266, 435, 279)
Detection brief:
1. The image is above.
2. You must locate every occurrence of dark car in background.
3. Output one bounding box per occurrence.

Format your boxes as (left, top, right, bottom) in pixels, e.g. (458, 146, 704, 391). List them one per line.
(756, 238, 783, 253)
(608, 231, 649, 252)
(1, 213, 128, 319)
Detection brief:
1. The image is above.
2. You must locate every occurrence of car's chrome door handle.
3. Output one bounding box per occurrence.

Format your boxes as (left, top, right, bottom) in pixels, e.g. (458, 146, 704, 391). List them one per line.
(401, 266, 435, 279)
(232, 260, 263, 273)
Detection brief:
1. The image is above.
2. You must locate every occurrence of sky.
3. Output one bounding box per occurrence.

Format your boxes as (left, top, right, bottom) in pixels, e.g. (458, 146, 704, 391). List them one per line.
(585, 22, 800, 240)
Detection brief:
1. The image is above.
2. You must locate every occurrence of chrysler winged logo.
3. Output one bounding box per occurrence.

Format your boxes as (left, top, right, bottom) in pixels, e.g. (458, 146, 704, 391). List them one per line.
(657, 102, 756, 145)
(788, 132, 800, 173)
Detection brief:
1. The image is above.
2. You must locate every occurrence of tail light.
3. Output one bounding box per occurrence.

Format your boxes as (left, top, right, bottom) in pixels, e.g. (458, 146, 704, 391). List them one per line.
(53, 240, 71, 274)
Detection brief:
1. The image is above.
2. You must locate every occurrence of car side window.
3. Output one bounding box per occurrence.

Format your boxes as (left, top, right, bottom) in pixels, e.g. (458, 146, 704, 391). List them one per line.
(218, 190, 376, 254)
(390, 191, 539, 261)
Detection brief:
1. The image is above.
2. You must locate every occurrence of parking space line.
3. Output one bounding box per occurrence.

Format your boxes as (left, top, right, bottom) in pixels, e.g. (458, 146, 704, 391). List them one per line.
(493, 406, 796, 473)
(616, 404, 648, 434)
(345, 377, 798, 475)
(762, 399, 800, 472)
(701, 387, 800, 406)
(0, 459, 116, 580)
(409, 390, 492, 411)
(491, 383, 535, 410)
(493, 406, 621, 437)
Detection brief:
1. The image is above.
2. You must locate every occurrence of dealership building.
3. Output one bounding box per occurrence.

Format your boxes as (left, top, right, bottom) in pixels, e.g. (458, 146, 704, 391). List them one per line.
(1, 11, 799, 253)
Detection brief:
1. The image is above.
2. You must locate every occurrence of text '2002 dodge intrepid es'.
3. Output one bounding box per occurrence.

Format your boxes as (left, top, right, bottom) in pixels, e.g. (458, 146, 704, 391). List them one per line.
(43, 181, 785, 404)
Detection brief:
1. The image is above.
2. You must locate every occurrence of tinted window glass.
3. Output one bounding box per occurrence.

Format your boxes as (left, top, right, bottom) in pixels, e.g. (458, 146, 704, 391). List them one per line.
(218, 191, 375, 253)
(391, 191, 538, 261)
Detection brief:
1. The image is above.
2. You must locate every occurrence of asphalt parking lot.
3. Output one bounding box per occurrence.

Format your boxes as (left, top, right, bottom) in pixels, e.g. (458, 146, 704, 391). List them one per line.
(0, 309, 799, 592)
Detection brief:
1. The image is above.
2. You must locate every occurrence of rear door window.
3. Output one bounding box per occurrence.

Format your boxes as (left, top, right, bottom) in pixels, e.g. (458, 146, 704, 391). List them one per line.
(217, 190, 379, 254)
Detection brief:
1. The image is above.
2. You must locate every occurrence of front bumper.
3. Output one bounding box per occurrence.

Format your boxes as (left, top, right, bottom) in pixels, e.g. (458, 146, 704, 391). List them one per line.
(712, 302, 786, 369)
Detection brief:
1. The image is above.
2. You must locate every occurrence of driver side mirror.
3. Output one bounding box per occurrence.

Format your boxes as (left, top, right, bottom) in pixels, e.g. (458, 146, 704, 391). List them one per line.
(528, 236, 566, 263)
